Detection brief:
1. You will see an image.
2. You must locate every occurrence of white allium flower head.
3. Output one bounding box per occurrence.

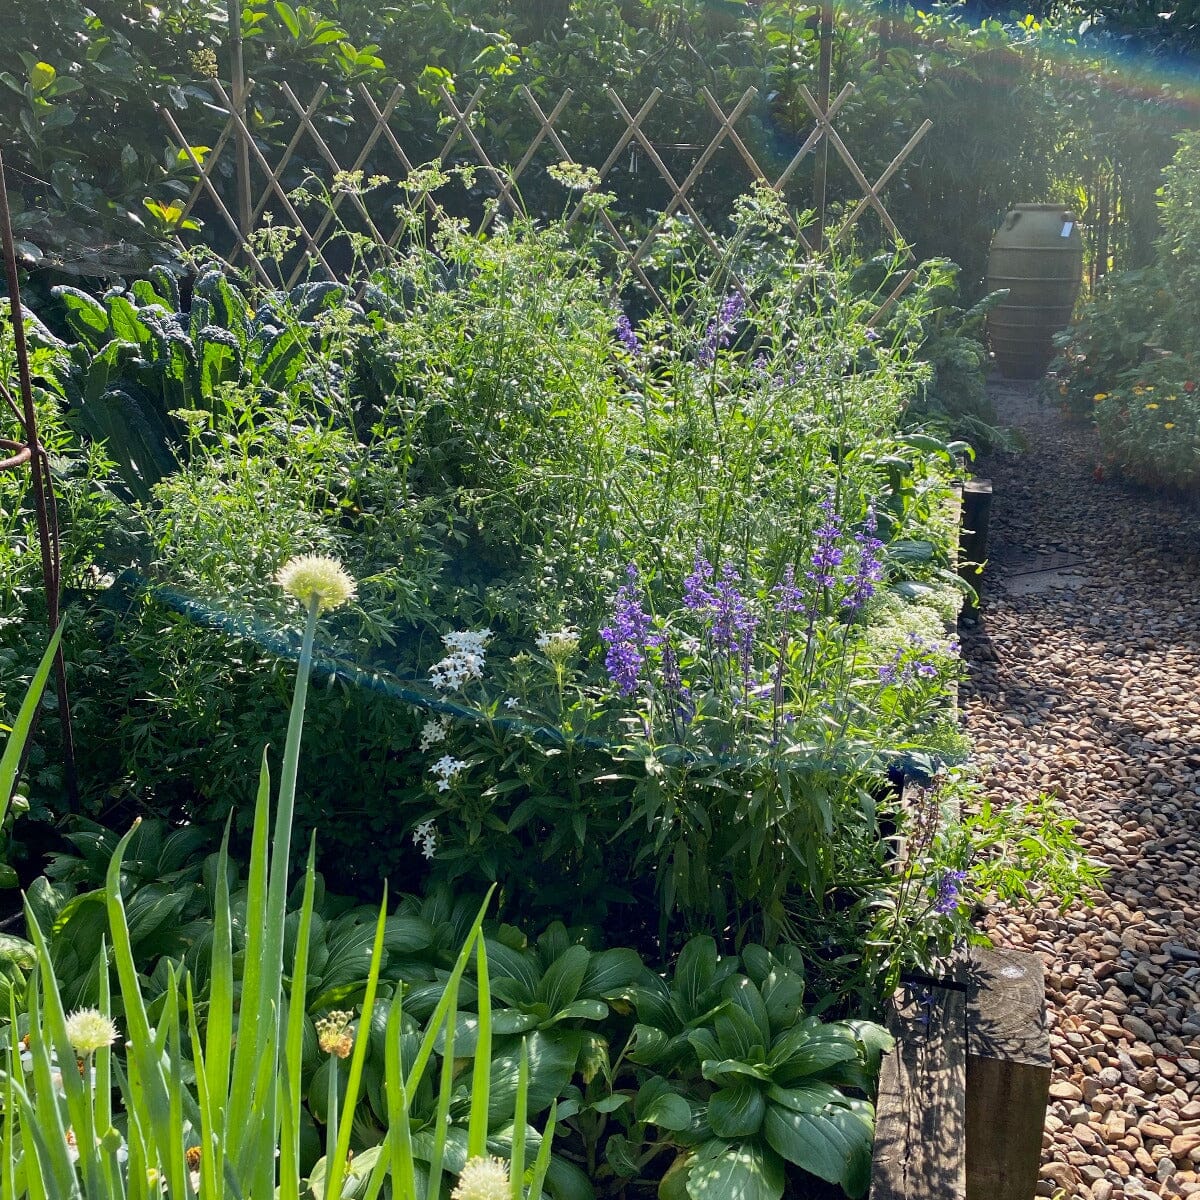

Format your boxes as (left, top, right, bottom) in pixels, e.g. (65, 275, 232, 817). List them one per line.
(65, 1008, 119, 1056)
(275, 554, 357, 613)
(451, 1156, 509, 1200)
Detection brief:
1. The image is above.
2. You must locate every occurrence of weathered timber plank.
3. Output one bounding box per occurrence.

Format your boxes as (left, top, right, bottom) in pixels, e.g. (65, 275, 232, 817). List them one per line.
(959, 478, 993, 618)
(965, 946, 1051, 1200)
(871, 982, 967, 1200)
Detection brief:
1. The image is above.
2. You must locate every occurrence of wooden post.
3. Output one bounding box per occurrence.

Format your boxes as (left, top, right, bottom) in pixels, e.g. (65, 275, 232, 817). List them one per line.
(872, 981, 968, 1200)
(227, 0, 253, 244)
(965, 947, 1051, 1200)
(959, 479, 992, 619)
(811, 1, 834, 251)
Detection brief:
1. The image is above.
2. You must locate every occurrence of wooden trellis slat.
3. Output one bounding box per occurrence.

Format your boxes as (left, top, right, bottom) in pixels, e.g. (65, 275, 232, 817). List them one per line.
(276, 81, 404, 279)
(158, 74, 932, 323)
(171, 80, 253, 232)
(513, 85, 665, 306)
(563, 87, 663, 233)
(623, 85, 762, 299)
(836, 118, 933, 247)
(208, 78, 340, 283)
(477, 85, 574, 234)
(157, 102, 275, 287)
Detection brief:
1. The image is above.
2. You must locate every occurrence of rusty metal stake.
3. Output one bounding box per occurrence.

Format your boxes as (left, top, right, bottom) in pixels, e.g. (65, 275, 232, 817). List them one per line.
(0, 148, 79, 811)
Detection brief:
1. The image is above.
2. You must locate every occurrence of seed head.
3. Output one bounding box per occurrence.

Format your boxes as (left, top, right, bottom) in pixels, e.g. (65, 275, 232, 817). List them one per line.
(275, 555, 357, 613)
(315, 1010, 356, 1059)
(535, 627, 579, 664)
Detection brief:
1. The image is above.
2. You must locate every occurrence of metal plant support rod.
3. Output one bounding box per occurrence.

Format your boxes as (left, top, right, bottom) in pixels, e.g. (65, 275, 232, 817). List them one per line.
(0, 149, 79, 810)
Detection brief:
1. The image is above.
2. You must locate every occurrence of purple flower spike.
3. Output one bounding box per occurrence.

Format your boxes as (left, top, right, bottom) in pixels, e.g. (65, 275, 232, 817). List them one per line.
(615, 313, 640, 356)
(698, 291, 746, 364)
(711, 564, 758, 656)
(683, 554, 716, 611)
(772, 564, 804, 616)
(806, 501, 844, 592)
(843, 506, 884, 612)
(600, 564, 653, 696)
(933, 869, 967, 914)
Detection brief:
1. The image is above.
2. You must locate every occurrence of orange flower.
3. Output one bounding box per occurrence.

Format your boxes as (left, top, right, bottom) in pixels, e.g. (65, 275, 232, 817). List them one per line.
(1164, 422, 1176, 429)
(1093, 393, 1108, 402)
(1145, 402, 1160, 410)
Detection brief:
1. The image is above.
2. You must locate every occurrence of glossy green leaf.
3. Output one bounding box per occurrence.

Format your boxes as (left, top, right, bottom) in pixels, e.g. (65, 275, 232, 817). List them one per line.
(636, 1078, 692, 1132)
(534, 944, 589, 1014)
(708, 1084, 767, 1138)
(684, 1141, 783, 1200)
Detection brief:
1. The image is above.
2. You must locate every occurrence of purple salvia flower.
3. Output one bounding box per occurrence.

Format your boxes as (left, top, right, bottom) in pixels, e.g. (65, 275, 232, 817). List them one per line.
(615, 313, 640, 356)
(710, 564, 757, 655)
(878, 635, 941, 686)
(842, 506, 884, 612)
(697, 291, 746, 365)
(933, 869, 967, 915)
(660, 639, 682, 694)
(600, 563, 653, 696)
(772, 564, 804, 616)
(806, 500, 844, 592)
(683, 554, 716, 612)
(719, 292, 746, 326)
(687, 561, 758, 657)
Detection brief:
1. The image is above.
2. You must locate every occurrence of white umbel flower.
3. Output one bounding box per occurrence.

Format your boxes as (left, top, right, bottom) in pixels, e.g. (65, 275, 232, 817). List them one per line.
(65, 1008, 118, 1056)
(430, 755, 468, 792)
(275, 555, 357, 613)
(429, 629, 492, 691)
(412, 819, 438, 859)
(451, 1157, 509, 1200)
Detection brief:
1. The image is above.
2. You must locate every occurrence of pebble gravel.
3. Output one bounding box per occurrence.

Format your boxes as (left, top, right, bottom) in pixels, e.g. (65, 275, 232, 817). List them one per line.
(961, 381, 1200, 1200)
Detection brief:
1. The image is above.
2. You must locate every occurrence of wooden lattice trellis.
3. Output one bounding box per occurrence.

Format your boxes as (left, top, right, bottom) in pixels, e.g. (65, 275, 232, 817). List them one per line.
(160, 77, 930, 319)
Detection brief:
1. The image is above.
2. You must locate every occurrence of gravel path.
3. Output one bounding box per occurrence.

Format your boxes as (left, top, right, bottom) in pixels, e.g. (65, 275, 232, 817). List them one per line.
(960, 379, 1200, 1200)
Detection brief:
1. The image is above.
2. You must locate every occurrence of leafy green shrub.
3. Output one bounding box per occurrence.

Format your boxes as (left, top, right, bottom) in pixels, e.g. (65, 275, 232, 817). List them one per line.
(1093, 355, 1200, 489)
(1043, 266, 1171, 419)
(1047, 131, 1200, 490)
(25, 206, 978, 906)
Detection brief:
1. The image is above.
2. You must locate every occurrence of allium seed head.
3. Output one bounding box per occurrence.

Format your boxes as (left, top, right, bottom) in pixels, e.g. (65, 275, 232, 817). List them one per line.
(275, 555, 357, 613)
(315, 1010, 356, 1059)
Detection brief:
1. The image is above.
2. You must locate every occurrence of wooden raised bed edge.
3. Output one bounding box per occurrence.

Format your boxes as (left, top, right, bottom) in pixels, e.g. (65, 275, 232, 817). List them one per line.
(869, 946, 1051, 1200)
